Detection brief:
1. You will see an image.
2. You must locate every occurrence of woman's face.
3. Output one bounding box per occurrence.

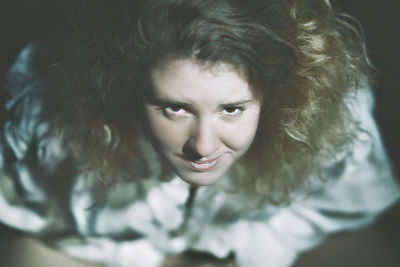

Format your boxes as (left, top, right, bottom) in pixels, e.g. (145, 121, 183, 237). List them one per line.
(145, 59, 261, 186)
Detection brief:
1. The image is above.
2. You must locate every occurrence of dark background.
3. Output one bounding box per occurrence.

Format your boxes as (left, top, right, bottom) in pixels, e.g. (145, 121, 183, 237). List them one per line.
(0, 0, 399, 266)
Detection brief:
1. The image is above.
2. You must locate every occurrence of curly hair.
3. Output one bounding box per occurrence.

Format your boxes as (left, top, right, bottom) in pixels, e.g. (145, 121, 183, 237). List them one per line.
(55, 0, 372, 203)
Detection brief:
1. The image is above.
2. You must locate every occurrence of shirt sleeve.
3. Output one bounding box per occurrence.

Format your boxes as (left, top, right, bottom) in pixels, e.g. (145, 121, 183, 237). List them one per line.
(0, 43, 71, 236)
(231, 86, 400, 267)
(59, 237, 165, 267)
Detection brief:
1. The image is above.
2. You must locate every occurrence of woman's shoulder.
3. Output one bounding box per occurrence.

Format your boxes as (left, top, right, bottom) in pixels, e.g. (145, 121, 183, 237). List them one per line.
(3, 40, 67, 114)
(2, 41, 65, 154)
(0, 41, 71, 205)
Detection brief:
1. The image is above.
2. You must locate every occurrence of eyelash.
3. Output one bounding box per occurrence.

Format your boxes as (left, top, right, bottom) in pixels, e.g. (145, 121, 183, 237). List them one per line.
(220, 107, 244, 116)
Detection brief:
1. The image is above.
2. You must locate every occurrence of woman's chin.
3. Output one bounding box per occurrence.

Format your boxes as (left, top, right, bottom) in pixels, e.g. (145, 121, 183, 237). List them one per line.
(175, 169, 227, 186)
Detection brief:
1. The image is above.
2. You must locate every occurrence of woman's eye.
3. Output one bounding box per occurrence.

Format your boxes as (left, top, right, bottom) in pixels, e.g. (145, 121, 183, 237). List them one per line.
(163, 105, 189, 116)
(221, 107, 244, 116)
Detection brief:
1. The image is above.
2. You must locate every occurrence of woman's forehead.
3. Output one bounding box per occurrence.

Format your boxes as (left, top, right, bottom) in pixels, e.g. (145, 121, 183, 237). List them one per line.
(150, 58, 260, 98)
(151, 59, 254, 99)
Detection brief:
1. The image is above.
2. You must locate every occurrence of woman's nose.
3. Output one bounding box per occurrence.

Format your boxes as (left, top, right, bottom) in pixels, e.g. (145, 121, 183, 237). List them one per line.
(189, 119, 219, 158)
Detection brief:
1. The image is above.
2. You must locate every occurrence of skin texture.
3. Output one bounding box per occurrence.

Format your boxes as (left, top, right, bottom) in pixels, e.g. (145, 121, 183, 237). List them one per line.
(145, 59, 261, 186)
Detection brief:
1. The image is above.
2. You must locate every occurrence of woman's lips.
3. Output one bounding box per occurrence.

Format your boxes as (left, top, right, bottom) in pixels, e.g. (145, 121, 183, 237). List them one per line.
(190, 159, 218, 171)
(179, 155, 221, 172)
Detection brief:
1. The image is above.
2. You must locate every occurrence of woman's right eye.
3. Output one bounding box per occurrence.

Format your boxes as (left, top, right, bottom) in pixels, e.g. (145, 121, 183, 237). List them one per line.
(163, 105, 190, 116)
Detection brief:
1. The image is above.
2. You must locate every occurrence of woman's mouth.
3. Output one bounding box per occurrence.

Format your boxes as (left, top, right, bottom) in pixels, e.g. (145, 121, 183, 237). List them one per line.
(190, 159, 218, 171)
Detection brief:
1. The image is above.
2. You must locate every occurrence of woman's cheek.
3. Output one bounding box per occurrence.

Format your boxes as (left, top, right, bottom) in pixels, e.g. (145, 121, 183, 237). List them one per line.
(223, 111, 261, 150)
(147, 113, 190, 151)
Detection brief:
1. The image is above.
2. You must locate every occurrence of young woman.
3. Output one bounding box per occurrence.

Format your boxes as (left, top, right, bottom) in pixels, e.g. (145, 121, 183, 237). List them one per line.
(1, 0, 399, 266)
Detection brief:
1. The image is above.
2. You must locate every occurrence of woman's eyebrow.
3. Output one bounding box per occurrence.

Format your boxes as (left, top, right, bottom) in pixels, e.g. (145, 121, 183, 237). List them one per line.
(147, 95, 194, 107)
(218, 99, 256, 108)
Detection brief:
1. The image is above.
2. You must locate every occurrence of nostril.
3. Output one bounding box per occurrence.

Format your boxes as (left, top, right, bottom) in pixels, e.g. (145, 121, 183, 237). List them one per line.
(187, 122, 219, 158)
(189, 135, 217, 158)
(182, 142, 203, 160)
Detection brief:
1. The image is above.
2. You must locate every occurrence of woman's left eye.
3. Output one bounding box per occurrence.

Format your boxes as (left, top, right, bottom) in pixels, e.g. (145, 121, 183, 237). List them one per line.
(221, 107, 244, 116)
